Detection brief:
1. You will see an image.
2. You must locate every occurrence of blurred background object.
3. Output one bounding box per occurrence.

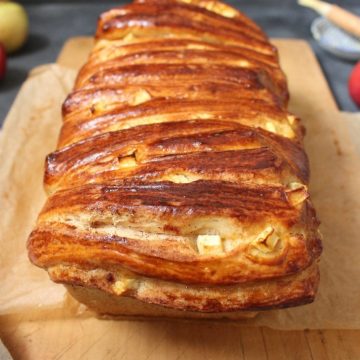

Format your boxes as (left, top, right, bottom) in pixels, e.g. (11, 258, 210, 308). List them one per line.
(349, 62, 360, 106)
(0, 1, 29, 54)
(299, 0, 360, 38)
(0, 43, 6, 80)
(311, 17, 360, 61)
(298, 0, 360, 110)
(0, 338, 12, 360)
(0, 0, 359, 125)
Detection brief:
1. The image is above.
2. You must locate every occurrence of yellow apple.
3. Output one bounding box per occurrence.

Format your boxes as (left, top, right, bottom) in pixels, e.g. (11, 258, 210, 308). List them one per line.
(0, 1, 29, 53)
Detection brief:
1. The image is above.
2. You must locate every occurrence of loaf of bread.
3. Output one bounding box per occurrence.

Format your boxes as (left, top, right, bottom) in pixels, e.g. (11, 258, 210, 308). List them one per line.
(27, 0, 322, 319)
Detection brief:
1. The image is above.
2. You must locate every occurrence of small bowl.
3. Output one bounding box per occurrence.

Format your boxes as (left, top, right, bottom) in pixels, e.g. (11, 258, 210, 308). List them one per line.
(311, 17, 360, 61)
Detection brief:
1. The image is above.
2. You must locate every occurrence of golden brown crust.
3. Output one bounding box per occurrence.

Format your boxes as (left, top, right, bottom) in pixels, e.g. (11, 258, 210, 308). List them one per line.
(51, 263, 319, 313)
(134, 0, 266, 35)
(59, 98, 298, 147)
(96, 2, 270, 47)
(27, 0, 322, 315)
(28, 181, 322, 285)
(45, 120, 308, 192)
(76, 43, 287, 101)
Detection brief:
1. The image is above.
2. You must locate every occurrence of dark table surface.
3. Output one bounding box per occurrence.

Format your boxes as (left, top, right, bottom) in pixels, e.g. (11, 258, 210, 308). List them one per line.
(1, 0, 359, 126)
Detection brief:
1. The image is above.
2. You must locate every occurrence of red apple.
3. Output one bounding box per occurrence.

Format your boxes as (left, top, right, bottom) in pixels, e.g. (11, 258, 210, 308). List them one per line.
(349, 62, 360, 106)
(0, 42, 6, 80)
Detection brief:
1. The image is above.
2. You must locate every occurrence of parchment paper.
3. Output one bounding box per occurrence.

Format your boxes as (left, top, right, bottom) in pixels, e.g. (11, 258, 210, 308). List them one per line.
(0, 64, 359, 330)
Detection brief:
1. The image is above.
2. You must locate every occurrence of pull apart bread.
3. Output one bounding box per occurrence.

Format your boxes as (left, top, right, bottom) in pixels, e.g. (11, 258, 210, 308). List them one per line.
(27, 0, 322, 319)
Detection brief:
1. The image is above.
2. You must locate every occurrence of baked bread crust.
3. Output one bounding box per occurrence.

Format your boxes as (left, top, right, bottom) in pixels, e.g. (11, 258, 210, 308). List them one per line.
(27, 0, 322, 316)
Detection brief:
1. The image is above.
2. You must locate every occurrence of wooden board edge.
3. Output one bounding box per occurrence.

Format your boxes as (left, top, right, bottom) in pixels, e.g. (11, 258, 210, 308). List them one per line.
(56, 36, 94, 69)
(273, 38, 338, 111)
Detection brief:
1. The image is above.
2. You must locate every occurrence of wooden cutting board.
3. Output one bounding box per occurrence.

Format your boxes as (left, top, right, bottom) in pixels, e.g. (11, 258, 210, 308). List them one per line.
(1, 37, 359, 360)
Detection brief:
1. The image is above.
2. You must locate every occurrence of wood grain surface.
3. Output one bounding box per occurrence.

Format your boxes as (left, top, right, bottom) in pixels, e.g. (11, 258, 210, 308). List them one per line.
(0, 37, 359, 360)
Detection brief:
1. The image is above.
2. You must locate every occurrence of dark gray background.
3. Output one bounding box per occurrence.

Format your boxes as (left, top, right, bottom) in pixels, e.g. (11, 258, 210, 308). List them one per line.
(1, 0, 359, 126)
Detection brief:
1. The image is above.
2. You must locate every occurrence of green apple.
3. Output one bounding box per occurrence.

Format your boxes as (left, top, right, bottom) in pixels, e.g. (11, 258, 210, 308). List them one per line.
(0, 1, 29, 53)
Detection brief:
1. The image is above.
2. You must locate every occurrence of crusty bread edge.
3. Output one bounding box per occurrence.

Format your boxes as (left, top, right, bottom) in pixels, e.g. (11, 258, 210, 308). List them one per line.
(66, 285, 258, 320)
